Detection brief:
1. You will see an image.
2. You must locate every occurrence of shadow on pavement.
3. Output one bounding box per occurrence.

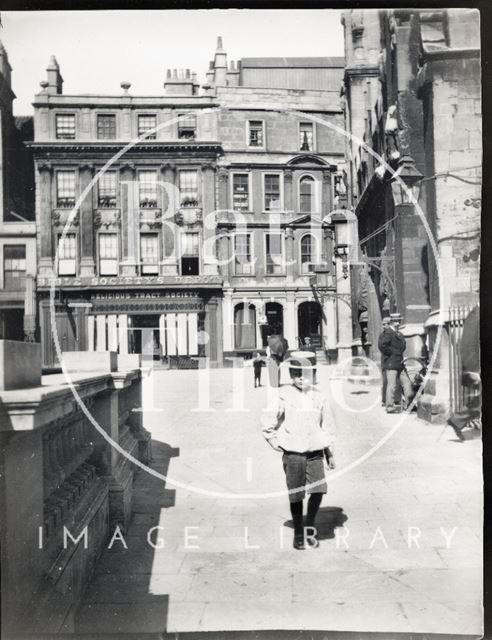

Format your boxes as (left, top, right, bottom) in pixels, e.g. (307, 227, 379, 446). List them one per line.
(283, 505, 348, 541)
(74, 440, 180, 635)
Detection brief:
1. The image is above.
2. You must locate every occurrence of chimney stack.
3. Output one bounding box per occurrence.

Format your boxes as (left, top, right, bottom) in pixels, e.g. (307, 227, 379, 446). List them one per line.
(213, 36, 227, 87)
(46, 55, 63, 95)
(164, 67, 196, 96)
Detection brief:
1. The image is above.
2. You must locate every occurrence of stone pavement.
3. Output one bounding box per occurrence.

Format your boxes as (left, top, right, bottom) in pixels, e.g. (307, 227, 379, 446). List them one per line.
(75, 365, 483, 637)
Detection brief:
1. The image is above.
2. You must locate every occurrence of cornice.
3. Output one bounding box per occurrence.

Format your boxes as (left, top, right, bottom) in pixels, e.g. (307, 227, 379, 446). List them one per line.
(28, 141, 224, 154)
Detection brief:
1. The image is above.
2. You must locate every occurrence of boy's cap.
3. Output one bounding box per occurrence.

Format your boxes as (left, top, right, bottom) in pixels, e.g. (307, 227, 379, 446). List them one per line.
(283, 357, 317, 371)
(382, 317, 390, 325)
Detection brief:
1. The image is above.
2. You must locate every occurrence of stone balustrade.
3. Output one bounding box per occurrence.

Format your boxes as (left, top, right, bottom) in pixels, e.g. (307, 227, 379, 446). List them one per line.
(0, 341, 149, 636)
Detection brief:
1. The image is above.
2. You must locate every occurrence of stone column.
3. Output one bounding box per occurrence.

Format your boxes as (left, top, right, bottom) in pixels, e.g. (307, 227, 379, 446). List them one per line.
(120, 163, 137, 276)
(205, 297, 219, 365)
(79, 163, 95, 277)
(23, 275, 36, 342)
(38, 163, 53, 276)
(222, 288, 234, 352)
(284, 291, 297, 347)
(160, 163, 178, 275)
(284, 170, 293, 212)
(322, 295, 337, 350)
(218, 232, 232, 284)
(218, 168, 228, 211)
(285, 227, 295, 283)
(335, 259, 353, 363)
(202, 164, 218, 276)
(322, 171, 333, 215)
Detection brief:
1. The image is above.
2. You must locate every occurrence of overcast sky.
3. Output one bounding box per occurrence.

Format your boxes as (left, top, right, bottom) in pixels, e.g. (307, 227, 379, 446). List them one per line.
(2, 10, 344, 115)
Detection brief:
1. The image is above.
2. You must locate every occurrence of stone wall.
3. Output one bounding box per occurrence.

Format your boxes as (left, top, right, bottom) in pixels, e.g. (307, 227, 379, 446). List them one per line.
(0, 343, 148, 636)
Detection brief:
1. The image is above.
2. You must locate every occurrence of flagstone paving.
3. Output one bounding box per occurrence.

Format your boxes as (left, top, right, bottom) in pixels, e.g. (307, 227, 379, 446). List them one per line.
(75, 365, 482, 637)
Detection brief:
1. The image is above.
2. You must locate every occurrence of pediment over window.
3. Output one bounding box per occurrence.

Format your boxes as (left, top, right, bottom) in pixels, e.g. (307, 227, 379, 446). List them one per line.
(287, 155, 332, 167)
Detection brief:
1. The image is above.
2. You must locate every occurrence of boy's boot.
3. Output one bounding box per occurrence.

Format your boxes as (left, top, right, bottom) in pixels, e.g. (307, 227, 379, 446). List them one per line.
(290, 500, 305, 550)
(305, 493, 322, 548)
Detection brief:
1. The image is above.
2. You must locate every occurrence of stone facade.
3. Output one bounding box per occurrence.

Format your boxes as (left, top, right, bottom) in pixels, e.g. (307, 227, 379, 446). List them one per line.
(341, 9, 481, 419)
(32, 38, 352, 367)
(0, 41, 36, 342)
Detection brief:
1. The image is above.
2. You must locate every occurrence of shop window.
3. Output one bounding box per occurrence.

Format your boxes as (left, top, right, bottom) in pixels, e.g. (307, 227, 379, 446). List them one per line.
(139, 170, 158, 208)
(181, 231, 199, 275)
(138, 114, 157, 140)
(299, 122, 314, 151)
(3, 245, 26, 290)
(97, 114, 116, 140)
(178, 114, 197, 139)
(247, 120, 264, 147)
(56, 170, 76, 208)
(98, 171, 117, 207)
(234, 234, 253, 275)
(264, 174, 282, 211)
(232, 173, 250, 211)
(265, 233, 283, 275)
(98, 233, 118, 275)
(179, 170, 198, 208)
(56, 114, 75, 140)
(57, 234, 77, 276)
(140, 233, 159, 275)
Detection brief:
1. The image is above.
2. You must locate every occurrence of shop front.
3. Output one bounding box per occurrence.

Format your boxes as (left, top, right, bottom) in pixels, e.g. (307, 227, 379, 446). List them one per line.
(37, 274, 223, 369)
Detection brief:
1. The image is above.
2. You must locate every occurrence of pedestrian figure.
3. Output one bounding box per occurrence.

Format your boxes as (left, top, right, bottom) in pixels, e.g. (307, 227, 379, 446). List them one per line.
(378, 313, 413, 413)
(252, 352, 264, 388)
(266, 334, 289, 388)
(447, 305, 481, 441)
(378, 317, 391, 406)
(261, 358, 336, 550)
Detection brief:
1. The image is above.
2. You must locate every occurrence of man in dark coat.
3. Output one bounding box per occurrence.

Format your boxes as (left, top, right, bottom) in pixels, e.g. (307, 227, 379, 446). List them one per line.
(266, 334, 289, 388)
(379, 317, 391, 406)
(378, 314, 413, 413)
(448, 305, 480, 440)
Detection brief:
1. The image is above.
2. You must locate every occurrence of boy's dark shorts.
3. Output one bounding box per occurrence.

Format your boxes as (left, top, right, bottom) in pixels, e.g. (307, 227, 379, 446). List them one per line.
(282, 450, 327, 502)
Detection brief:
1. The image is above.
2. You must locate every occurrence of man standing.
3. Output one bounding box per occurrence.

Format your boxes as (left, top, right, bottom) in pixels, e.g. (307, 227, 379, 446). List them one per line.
(378, 313, 413, 413)
(378, 317, 391, 406)
(266, 334, 289, 388)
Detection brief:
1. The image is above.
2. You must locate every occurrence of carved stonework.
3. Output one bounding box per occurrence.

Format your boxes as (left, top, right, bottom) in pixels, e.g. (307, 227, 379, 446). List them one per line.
(175, 208, 202, 226)
(139, 210, 162, 230)
(38, 162, 53, 173)
(53, 210, 79, 227)
(120, 162, 136, 173)
(218, 168, 229, 182)
(284, 170, 293, 182)
(95, 210, 121, 229)
(160, 162, 175, 173)
(80, 163, 95, 173)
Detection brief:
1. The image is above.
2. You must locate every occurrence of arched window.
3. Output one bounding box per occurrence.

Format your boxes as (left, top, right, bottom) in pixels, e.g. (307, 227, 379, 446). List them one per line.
(300, 234, 315, 274)
(234, 303, 256, 349)
(299, 175, 316, 213)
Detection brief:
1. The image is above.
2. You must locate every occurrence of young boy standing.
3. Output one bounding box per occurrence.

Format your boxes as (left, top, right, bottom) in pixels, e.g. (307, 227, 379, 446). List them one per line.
(261, 359, 336, 550)
(252, 352, 264, 388)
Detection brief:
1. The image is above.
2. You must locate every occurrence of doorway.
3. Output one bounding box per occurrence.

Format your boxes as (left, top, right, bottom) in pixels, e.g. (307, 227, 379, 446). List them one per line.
(297, 301, 322, 349)
(129, 315, 160, 359)
(261, 302, 284, 347)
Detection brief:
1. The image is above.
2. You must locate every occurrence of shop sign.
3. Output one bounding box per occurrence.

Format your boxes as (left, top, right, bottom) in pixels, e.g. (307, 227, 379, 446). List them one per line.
(37, 275, 223, 288)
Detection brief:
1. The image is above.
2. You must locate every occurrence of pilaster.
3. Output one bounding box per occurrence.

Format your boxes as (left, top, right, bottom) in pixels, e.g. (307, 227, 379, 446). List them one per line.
(120, 163, 137, 276)
(79, 163, 95, 277)
(160, 163, 178, 275)
(38, 163, 53, 275)
(202, 164, 218, 275)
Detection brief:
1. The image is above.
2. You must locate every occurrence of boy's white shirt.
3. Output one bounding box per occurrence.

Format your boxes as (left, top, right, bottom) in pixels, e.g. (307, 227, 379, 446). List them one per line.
(261, 384, 336, 453)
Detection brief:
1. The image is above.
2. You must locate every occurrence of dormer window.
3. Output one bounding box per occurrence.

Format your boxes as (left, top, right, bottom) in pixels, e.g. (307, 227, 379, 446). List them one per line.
(97, 114, 116, 140)
(138, 114, 157, 140)
(247, 120, 265, 148)
(56, 114, 75, 140)
(178, 114, 197, 140)
(299, 122, 314, 152)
